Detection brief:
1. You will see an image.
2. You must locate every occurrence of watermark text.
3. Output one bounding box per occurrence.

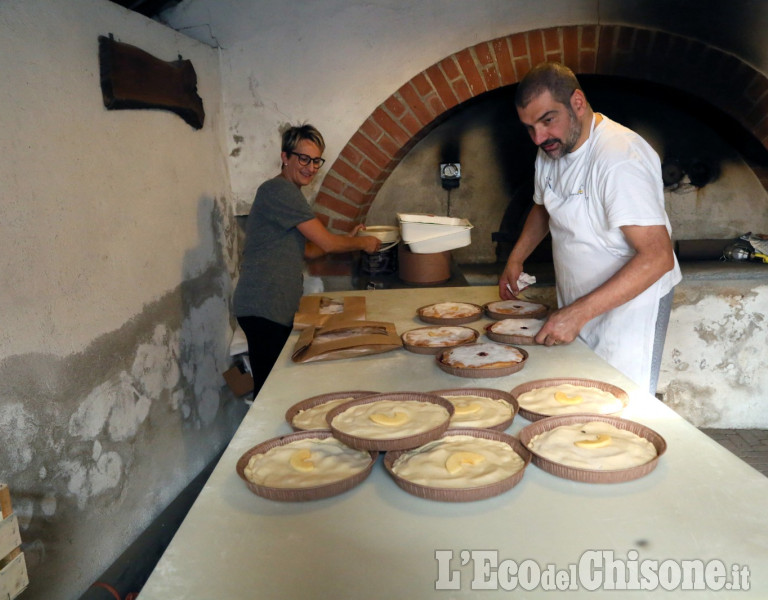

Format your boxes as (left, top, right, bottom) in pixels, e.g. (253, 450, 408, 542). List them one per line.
(435, 549, 750, 592)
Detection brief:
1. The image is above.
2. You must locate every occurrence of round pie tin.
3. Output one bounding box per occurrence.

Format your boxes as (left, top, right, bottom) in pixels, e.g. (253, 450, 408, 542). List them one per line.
(383, 428, 531, 502)
(510, 378, 629, 422)
(327, 392, 455, 451)
(236, 430, 378, 501)
(401, 325, 479, 355)
(429, 387, 519, 431)
(285, 390, 379, 431)
(517, 414, 666, 484)
(436, 343, 528, 378)
(483, 300, 548, 321)
(416, 302, 484, 325)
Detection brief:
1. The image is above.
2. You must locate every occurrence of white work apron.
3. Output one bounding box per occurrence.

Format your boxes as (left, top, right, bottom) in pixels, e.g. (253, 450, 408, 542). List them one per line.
(542, 116, 662, 391)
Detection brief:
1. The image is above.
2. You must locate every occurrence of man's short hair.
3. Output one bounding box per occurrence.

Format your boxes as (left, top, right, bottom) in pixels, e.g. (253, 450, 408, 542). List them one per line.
(515, 62, 584, 109)
(281, 124, 326, 154)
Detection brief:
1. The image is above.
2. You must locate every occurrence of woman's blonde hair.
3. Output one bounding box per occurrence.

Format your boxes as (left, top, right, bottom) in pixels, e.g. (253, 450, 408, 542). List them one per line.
(281, 123, 325, 154)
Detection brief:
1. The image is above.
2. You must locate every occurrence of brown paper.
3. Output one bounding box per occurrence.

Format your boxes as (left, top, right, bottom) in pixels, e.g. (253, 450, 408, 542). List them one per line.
(293, 296, 366, 330)
(291, 319, 402, 363)
(222, 365, 254, 397)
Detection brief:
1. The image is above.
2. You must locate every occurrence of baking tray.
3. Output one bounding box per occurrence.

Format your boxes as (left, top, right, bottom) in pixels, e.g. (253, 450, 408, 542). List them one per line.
(383, 428, 531, 502)
(327, 392, 455, 451)
(429, 387, 519, 431)
(416, 302, 483, 325)
(483, 300, 549, 320)
(484, 319, 544, 346)
(436, 343, 528, 379)
(517, 414, 666, 484)
(236, 430, 378, 501)
(401, 326, 479, 355)
(285, 390, 379, 431)
(510, 378, 629, 422)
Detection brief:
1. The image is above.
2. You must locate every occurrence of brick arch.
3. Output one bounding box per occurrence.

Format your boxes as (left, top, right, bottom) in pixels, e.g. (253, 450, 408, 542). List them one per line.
(316, 24, 768, 233)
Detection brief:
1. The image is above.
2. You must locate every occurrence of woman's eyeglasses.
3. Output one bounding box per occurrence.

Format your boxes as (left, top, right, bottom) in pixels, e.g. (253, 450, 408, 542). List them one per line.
(289, 152, 325, 168)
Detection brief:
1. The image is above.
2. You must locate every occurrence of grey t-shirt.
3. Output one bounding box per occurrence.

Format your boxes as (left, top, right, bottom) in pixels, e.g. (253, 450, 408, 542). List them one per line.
(232, 176, 316, 326)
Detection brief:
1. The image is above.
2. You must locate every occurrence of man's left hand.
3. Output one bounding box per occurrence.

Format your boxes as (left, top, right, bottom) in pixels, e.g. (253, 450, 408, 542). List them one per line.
(534, 304, 589, 346)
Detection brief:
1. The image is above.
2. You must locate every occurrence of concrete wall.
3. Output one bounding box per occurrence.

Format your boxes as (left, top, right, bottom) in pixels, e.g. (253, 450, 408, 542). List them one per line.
(660, 272, 768, 429)
(0, 1, 246, 598)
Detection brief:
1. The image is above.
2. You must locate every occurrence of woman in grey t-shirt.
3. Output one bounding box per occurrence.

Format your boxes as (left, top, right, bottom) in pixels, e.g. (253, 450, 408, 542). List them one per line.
(233, 124, 379, 399)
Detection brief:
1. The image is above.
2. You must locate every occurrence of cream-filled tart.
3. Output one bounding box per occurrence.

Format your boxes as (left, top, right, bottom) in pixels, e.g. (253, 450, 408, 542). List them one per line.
(243, 437, 372, 488)
(418, 302, 482, 321)
(391, 434, 525, 488)
(441, 342, 525, 369)
(442, 394, 514, 429)
(290, 397, 359, 430)
(330, 398, 451, 440)
(402, 326, 477, 348)
(526, 421, 657, 471)
(485, 299, 547, 319)
(487, 318, 544, 337)
(516, 383, 624, 416)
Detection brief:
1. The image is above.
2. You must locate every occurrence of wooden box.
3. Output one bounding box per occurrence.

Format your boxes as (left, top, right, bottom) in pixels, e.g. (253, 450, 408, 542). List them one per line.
(0, 484, 29, 600)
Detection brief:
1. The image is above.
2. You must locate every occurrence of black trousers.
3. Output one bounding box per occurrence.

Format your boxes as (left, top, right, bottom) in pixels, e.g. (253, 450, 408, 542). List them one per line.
(236, 316, 292, 400)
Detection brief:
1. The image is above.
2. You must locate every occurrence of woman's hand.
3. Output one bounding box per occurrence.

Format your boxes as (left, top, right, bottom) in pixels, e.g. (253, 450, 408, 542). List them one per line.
(348, 224, 381, 253)
(298, 218, 381, 255)
(358, 234, 381, 254)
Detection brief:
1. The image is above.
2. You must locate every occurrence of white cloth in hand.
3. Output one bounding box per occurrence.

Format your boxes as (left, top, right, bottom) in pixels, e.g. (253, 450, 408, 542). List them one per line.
(506, 272, 536, 294)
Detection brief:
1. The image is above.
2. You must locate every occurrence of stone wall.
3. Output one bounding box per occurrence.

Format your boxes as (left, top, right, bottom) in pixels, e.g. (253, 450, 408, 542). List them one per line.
(658, 266, 768, 428)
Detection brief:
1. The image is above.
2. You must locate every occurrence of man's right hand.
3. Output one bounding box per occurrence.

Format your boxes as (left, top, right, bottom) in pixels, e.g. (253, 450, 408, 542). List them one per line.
(499, 261, 523, 299)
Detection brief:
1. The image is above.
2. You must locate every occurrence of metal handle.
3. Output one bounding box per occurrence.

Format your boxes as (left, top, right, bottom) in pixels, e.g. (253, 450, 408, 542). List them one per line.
(377, 240, 399, 252)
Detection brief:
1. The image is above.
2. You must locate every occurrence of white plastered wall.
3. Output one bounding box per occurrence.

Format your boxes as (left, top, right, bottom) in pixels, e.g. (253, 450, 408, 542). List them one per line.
(1, 0, 230, 355)
(0, 1, 244, 599)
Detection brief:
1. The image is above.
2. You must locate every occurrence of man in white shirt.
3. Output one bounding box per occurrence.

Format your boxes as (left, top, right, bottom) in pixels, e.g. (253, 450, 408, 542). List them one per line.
(499, 62, 681, 393)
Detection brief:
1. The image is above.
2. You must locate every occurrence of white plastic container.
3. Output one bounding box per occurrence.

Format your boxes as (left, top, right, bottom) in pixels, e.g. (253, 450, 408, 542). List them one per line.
(398, 213, 472, 241)
(406, 227, 472, 254)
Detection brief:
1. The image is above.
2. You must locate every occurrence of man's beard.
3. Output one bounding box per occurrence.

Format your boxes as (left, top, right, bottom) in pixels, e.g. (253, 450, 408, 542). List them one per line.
(540, 109, 582, 159)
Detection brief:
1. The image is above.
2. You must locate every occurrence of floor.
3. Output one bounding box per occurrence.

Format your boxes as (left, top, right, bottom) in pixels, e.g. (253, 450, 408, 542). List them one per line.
(700, 428, 768, 477)
(80, 449, 223, 600)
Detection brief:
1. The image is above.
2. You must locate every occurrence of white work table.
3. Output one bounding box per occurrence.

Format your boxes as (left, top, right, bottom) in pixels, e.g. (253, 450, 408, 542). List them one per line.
(140, 286, 768, 598)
